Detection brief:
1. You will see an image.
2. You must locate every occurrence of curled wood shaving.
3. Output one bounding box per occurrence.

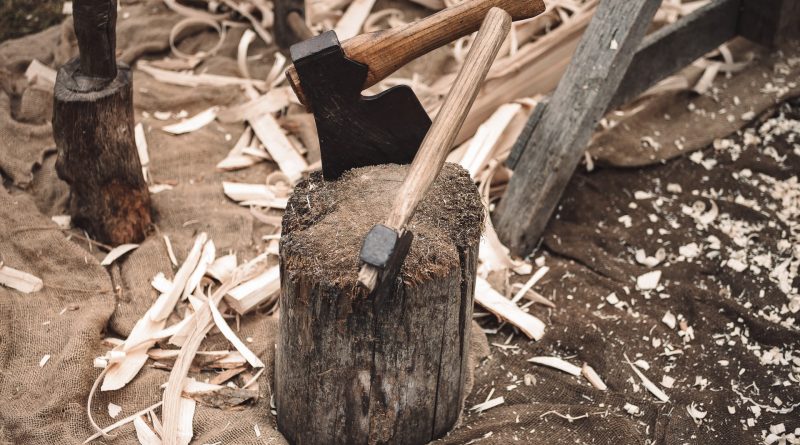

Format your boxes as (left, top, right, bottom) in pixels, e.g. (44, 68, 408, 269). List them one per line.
(237, 29, 257, 79)
(169, 17, 226, 61)
(161, 273, 245, 445)
(100, 244, 139, 266)
(208, 296, 264, 368)
(162, 107, 219, 135)
(163, 235, 178, 267)
(84, 399, 164, 443)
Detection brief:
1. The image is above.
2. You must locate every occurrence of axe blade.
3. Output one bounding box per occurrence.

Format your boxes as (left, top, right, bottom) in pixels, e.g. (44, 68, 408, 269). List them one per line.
(291, 31, 431, 181)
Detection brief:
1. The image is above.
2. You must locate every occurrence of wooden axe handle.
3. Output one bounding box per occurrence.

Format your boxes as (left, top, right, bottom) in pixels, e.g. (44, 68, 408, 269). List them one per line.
(288, 0, 544, 105)
(359, 7, 512, 290)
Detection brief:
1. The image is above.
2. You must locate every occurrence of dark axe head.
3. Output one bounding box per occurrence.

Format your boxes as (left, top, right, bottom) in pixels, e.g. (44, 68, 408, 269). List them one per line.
(289, 31, 432, 180)
(359, 224, 414, 296)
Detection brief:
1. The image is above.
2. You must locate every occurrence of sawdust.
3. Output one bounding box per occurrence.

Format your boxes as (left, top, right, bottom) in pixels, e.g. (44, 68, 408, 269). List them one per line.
(281, 162, 484, 288)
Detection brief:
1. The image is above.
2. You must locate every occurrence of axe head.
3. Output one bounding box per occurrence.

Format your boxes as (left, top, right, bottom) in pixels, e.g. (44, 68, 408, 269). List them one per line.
(359, 224, 414, 296)
(290, 31, 432, 180)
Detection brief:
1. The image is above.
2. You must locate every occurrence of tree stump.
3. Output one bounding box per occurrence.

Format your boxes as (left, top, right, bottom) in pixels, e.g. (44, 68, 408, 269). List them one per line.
(52, 0, 151, 245)
(276, 163, 483, 445)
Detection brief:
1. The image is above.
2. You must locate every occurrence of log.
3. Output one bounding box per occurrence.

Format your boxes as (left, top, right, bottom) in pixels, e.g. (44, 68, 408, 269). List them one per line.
(494, 0, 661, 256)
(52, 0, 151, 245)
(276, 163, 483, 445)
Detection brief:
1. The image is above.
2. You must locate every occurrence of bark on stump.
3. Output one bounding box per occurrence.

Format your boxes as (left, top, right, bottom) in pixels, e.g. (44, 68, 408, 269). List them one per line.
(52, 59, 151, 245)
(276, 163, 484, 445)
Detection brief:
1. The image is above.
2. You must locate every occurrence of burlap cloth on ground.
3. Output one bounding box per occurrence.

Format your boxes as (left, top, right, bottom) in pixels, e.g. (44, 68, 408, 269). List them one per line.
(1, 3, 799, 444)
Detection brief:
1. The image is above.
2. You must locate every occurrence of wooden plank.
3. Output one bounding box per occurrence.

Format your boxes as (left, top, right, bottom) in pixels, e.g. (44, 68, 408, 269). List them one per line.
(738, 0, 800, 47)
(606, 0, 741, 112)
(494, 0, 662, 256)
(508, 0, 741, 169)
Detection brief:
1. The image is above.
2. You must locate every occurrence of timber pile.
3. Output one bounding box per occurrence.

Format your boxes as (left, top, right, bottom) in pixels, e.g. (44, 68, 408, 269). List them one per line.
(1, 0, 799, 444)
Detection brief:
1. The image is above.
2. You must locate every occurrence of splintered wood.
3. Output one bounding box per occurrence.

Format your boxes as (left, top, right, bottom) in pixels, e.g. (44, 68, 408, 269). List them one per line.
(86, 233, 278, 443)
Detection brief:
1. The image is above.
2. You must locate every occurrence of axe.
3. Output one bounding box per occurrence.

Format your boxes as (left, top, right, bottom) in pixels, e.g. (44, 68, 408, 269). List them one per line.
(357, 7, 512, 292)
(285, 0, 546, 180)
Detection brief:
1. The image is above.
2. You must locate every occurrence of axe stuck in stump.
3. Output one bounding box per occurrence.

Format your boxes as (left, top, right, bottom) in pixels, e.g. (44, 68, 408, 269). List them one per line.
(52, 0, 152, 246)
(277, 5, 542, 444)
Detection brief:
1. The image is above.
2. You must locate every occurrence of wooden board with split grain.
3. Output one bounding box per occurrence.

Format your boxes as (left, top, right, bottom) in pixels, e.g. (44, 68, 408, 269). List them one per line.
(495, 0, 662, 256)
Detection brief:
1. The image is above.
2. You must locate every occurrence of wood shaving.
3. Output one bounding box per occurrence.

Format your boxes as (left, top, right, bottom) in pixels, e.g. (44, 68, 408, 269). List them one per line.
(528, 356, 582, 376)
(100, 244, 139, 266)
(475, 277, 545, 340)
(162, 107, 219, 135)
(624, 353, 669, 402)
(0, 264, 43, 293)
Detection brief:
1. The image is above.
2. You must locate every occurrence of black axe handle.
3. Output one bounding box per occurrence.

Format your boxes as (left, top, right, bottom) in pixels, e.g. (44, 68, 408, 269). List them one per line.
(358, 7, 512, 291)
(287, 0, 544, 105)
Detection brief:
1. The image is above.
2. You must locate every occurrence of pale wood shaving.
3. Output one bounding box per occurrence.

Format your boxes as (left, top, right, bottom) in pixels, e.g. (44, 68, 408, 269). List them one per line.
(100, 244, 139, 266)
(162, 107, 219, 135)
(334, 0, 376, 39)
(224, 265, 280, 314)
(248, 113, 308, 183)
(475, 277, 544, 340)
(581, 363, 607, 390)
(528, 356, 581, 376)
(624, 353, 669, 402)
(138, 61, 267, 90)
(0, 264, 43, 293)
(133, 415, 162, 445)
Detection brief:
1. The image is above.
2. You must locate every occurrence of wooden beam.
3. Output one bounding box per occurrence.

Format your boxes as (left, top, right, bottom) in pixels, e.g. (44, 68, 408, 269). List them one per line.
(508, 0, 741, 169)
(738, 0, 800, 47)
(606, 0, 741, 113)
(495, 0, 662, 256)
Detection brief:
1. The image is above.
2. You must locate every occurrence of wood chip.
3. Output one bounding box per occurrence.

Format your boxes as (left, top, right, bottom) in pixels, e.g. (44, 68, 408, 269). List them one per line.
(107, 403, 122, 419)
(100, 244, 139, 266)
(470, 396, 505, 413)
(248, 113, 308, 183)
(133, 415, 161, 445)
(207, 254, 237, 282)
(582, 363, 607, 390)
(510, 266, 549, 303)
(138, 61, 267, 90)
(475, 277, 544, 340)
(624, 353, 669, 402)
(334, 0, 377, 39)
(83, 401, 164, 443)
(636, 270, 661, 290)
(208, 298, 264, 368)
(150, 233, 208, 322)
(134, 123, 150, 181)
(224, 265, 280, 314)
(0, 264, 43, 293)
(162, 107, 218, 135)
(528, 356, 581, 376)
(25, 59, 57, 87)
(163, 235, 178, 267)
(39, 354, 51, 367)
(222, 182, 288, 209)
